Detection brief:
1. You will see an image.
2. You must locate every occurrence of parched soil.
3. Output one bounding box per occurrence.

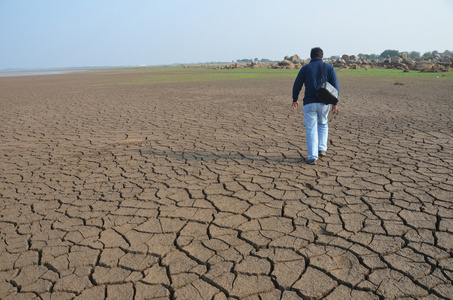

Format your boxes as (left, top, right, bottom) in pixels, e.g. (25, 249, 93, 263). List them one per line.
(0, 69, 452, 299)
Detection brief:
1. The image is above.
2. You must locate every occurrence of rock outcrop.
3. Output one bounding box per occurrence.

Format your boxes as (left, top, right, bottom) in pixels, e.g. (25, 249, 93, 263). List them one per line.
(196, 53, 452, 73)
(276, 55, 307, 69)
(331, 53, 452, 72)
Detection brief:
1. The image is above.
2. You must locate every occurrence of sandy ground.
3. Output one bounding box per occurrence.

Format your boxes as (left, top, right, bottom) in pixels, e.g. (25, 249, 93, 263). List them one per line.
(0, 69, 452, 299)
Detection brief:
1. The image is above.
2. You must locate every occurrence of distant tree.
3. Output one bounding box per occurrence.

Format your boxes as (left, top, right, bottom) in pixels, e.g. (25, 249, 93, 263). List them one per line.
(358, 53, 369, 59)
(442, 50, 453, 57)
(329, 55, 340, 60)
(236, 59, 253, 63)
(422, 51, 433, 59)
(260, 58, 271, 62)
(380, 49, 399, 58)
(357, 53, 379, 60)
(408, 51, 420, 59)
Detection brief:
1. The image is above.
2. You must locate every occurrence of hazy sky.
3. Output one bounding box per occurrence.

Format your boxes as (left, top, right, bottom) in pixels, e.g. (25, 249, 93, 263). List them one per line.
(1, 0, 452, 69)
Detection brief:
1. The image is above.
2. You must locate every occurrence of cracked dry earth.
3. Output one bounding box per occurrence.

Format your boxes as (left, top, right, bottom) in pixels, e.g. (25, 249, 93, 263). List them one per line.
(0, 69, 452, 300)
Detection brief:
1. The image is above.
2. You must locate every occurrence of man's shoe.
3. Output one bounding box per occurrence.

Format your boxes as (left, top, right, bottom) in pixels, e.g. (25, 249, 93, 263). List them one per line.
(306, 158, 317, 165)
(319, 151, 327, 158)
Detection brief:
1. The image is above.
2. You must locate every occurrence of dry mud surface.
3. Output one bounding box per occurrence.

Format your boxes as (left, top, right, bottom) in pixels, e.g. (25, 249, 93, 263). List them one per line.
(0, 69, 452, 299)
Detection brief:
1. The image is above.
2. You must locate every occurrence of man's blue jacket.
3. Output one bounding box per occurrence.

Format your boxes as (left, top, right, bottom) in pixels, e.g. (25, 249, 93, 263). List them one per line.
(292, 58, 339, 105)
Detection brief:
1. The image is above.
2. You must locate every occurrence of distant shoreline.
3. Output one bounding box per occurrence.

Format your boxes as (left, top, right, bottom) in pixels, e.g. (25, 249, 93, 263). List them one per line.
(0, 69, 89, 78)
(0, 65, 172, 78)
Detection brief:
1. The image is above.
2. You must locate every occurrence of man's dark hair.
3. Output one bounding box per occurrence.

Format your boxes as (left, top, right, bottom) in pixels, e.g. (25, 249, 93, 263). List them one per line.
(310, 47, 323, 59)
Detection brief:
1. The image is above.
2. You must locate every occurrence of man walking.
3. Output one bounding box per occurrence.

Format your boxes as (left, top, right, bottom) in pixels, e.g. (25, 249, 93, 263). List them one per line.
(292, 47, 339, 165)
